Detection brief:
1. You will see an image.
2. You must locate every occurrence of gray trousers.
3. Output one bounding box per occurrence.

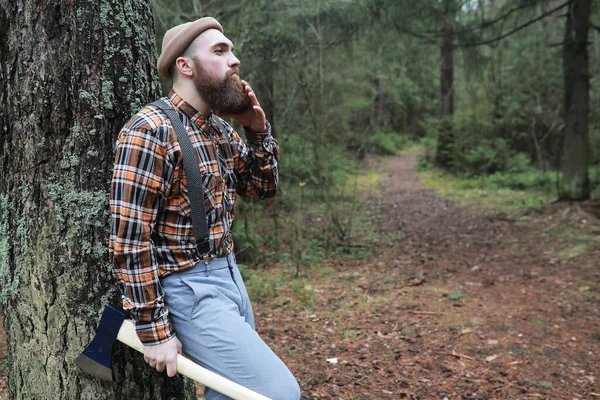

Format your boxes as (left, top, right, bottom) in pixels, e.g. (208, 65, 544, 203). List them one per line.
(161, 253, 300, 400)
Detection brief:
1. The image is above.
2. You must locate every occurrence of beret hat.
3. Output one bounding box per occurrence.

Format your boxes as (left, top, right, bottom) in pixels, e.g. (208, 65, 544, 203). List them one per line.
(157, 17, 223, 78)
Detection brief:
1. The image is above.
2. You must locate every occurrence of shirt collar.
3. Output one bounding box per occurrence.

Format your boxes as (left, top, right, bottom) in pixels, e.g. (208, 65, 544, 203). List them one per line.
(168, 90, 210, 127)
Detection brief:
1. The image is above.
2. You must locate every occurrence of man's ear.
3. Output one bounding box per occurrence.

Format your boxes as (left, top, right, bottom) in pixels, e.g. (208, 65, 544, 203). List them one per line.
(174, 57, 194, 79)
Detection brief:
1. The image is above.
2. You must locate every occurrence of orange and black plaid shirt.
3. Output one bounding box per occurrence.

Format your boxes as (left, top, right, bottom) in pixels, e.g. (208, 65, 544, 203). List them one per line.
(109, 91, 279, 345)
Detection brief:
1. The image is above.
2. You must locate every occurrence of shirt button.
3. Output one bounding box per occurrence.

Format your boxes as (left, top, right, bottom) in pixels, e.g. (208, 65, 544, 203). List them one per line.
(263, 137, 271, 150)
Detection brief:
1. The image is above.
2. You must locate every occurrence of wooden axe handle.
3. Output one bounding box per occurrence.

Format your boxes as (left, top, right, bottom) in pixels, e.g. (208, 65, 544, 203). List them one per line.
(117, 319, 271, 400)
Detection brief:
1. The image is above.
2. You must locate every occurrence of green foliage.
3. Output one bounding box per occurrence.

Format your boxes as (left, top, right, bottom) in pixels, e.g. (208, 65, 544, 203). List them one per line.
(459, 140, 533, 177)
(237, 263, 282, 304)
(232, 200, 263, 264)
(475, 171, 556, 193)
(416, 155, 431, 171)
(449, 290, 465, 300)
(368, 132, 410, 155)
(278, 135, 357, 201)
(419, 167, 556, 211)
(591, 165, 600, 199)
(232, 221, 260, 263)
(462, 139, 510, 175)
(531, 381, 553, 390)
(289, 279, 316, 309)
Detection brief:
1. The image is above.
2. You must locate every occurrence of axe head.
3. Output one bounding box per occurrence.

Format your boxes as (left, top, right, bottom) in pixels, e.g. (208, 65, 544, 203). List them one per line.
(75, 305, 126, 381)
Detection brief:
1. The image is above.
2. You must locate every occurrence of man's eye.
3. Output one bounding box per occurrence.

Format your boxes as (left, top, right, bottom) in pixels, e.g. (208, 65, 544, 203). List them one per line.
(215, 49, 223, 54)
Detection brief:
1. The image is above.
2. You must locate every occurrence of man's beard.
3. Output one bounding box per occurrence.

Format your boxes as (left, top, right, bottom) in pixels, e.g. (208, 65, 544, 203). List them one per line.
(192, 58, 251, 114)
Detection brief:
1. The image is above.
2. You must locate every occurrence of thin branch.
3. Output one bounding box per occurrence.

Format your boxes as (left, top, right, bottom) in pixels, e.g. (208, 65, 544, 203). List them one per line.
(393, 24, 439, 45)
(446, 351, 475, 361)
(395, 0, 547, 38)
(418, 0, 543, 36)
(460, 1, 570, 47)
(392, 1, 567, 47)
(473, 1, 539, 31)
(411, 311, 444, 316)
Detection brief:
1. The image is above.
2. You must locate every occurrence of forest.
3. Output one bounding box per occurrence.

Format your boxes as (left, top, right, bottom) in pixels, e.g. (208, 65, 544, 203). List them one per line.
(0, 0, 599, 399)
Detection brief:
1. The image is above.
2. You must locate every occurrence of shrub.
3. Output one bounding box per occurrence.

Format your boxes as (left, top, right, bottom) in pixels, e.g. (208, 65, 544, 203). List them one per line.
(416, 155, 431, 171)
(237, 263, 281, 304)
(459, 138, 511, 176)
(369, 131, 408, 155)
(484, 171, 556, 192)
(506, 153, 532, 174)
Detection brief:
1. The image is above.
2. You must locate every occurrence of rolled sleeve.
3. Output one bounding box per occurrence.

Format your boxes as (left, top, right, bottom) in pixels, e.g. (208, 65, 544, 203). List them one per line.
(109, 127, 176, 345)
(234, 120, 280, 198)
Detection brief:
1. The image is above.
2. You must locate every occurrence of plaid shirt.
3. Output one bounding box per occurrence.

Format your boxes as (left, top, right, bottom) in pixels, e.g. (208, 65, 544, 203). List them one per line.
(109, 91, 279, 345)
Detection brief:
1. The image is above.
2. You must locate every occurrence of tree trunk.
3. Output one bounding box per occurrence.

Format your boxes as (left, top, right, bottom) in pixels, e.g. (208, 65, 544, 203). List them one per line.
(252, 0, 276, 131)
(560, 0, 591, 200)
(435, 19, 455, 169)
(255, 54, 276, 132)
(0, 1, 194, 398)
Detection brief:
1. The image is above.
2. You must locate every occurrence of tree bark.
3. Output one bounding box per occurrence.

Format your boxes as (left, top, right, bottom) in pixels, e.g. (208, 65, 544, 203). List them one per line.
(0, 1, 194, 398)
(560, 0, 591, 200)
(435, 18, 455, 169)
(254, 53, 276, 132)
(251, 0, 276, 131)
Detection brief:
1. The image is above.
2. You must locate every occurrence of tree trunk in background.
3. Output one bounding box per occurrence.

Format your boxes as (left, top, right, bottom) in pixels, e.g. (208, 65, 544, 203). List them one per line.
(255, 50, 276, 131)
(560, 0, 591, 200)
(0, 1, 193, 398)
(435, 19, 455, 169)
(253, 0, 276, 131)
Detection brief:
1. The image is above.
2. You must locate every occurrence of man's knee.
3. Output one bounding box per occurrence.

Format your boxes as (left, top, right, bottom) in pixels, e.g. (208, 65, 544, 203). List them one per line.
(261, 372, 301, 400)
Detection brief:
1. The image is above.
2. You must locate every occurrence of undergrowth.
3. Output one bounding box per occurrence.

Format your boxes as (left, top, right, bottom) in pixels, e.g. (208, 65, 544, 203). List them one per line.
(415, 152, 600, 210)
(233, 147, 395, 303)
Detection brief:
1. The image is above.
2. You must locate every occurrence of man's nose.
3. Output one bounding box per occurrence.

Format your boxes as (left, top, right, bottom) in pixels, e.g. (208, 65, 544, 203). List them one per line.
(229, 54, 240, 68)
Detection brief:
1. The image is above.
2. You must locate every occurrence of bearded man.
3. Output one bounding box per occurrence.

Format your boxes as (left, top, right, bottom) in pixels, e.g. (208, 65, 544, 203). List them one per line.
(109, 17, 300, 400)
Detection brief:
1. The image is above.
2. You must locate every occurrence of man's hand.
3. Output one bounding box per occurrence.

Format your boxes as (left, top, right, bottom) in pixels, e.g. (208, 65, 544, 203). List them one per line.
(143, 336, 183, 377)
(219, 80, 267, 133)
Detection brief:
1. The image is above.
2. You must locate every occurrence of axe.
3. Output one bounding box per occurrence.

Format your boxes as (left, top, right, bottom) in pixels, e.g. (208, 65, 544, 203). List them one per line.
(75, 305, 270, 400)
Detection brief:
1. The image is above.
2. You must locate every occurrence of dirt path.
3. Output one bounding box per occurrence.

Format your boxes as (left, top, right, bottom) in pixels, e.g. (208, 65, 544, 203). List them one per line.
(259, 152, 600, 399)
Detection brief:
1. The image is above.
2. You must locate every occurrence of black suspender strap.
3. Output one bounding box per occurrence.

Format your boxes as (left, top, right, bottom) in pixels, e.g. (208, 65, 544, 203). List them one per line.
(151, 99, 211, 257)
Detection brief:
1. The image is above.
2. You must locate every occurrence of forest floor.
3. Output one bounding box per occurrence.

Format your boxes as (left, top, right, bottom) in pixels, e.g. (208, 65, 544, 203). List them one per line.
(252, 151, 600, 399)
(0, 151, 598, 399)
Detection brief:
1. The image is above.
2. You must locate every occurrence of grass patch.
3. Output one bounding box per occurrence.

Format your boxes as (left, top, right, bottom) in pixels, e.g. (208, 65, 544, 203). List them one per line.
(316, 265, 336, 279)
(290, 279, 317, 309)
(238, 263, 283, 304)
(342, 330, 358, 339)
(369, 132, 417, 155)
(449, 290, 466, 300)
(348, 171, 382, 192)
(401, 328, 415, 336)
(531, 381, 553, 389)
(417, 165, 555, 212)
(558, 234, 588, 244)
(558, 244, 589, 260)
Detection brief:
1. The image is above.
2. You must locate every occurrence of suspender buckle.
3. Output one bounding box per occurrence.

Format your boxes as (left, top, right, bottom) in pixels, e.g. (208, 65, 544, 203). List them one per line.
(200, 252, 213, 264)
(197, 239, 212, 264)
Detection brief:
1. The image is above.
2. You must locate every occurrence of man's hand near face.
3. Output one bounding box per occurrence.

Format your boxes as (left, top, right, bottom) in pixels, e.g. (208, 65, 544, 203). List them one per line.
(219, 80, 267, 132)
